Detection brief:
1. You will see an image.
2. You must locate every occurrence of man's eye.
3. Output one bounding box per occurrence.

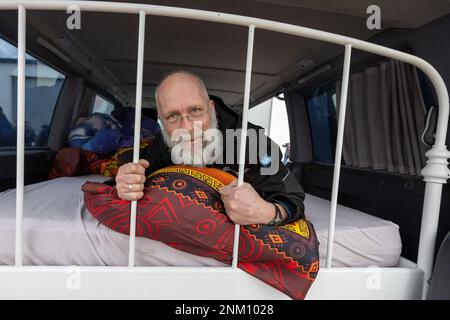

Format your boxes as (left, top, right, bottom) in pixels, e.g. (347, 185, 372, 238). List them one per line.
(166, 114, 180, 123)
(191, 108, 202, 114)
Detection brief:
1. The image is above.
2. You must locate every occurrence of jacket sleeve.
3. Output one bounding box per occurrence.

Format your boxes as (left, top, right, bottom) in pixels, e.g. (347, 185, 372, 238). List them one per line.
(242, 132, 306, 225)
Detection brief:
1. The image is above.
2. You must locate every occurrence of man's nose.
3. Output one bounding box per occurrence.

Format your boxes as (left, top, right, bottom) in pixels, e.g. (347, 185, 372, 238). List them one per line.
(179, 116, 194, 135)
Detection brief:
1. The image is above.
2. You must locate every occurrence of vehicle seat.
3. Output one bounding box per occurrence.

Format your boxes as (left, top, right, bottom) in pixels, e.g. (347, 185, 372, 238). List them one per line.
(427, 231, 450, 299)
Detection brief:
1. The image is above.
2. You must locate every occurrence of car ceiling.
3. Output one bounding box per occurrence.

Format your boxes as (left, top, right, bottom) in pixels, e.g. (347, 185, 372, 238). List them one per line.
(2, 0, 450, 110)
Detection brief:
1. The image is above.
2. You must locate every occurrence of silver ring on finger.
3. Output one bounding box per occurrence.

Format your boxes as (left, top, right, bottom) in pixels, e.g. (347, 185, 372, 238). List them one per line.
(128, 184, 132, 192)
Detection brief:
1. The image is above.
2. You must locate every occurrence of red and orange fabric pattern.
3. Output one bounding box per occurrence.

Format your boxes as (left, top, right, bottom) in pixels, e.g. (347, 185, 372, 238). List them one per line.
(82, 165, 319, 299)
(48, 142, 153, 179)
(48, 147, 108, 179)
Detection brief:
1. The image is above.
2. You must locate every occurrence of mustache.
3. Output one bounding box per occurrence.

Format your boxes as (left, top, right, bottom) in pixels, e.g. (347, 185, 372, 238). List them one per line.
(171, 129, 204, 146)
(188, 128, 204, 141)
(169, 129, 223, 166)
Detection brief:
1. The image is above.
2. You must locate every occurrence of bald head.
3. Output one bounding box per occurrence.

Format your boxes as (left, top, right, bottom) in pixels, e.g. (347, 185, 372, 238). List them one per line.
(155, 70, 216, 141)
(155, 71, 210, 113)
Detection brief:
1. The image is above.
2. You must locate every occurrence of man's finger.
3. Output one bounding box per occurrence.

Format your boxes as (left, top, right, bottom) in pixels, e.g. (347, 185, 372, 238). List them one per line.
(122, 173, 146, 185)
(139, 159, 150, 169)
(123, 163, 146, 175)
(219, 184, 232, 196)
(121, 183, 144, 194)
(228, 179, 238, 188)
(219, 179, 239, 196)
(218, 187, 229, 196)
(124, 192, 144, 201)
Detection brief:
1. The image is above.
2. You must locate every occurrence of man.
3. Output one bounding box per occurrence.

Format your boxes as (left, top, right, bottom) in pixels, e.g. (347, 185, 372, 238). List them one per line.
(112, 71, 306, 226)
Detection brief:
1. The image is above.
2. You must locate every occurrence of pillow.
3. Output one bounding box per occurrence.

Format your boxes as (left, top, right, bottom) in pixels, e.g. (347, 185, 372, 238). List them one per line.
(82, 165, 319, 299)
(48, 147, 108, 179)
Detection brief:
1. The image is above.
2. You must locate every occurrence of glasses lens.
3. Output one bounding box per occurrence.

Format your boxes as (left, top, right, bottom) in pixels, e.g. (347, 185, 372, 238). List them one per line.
(190, 110, 206, 120)
(166, 107, 208, 124)
(166, 115, 179, 124)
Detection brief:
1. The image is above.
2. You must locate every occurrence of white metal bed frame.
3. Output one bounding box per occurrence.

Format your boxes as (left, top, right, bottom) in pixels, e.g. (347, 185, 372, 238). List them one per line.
(0, 0, 449, 300)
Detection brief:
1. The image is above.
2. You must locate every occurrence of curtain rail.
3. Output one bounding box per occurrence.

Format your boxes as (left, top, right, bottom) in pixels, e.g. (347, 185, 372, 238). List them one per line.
(3, 0, 450, 299)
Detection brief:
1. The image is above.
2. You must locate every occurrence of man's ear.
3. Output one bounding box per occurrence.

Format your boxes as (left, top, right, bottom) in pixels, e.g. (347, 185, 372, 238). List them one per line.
(209, 99, 215, 110)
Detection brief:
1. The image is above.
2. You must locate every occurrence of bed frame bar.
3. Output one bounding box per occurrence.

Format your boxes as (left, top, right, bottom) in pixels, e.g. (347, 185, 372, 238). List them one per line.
(1, 0, 449, 300)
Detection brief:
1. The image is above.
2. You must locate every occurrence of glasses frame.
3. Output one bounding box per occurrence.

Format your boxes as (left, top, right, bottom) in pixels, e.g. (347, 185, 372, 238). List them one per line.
(162, 102, 211, 126)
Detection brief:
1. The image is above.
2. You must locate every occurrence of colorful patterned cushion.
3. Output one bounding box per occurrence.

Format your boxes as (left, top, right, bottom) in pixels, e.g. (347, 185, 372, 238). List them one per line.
(48, 147, 108, 179)
(82, 165, 319, 299)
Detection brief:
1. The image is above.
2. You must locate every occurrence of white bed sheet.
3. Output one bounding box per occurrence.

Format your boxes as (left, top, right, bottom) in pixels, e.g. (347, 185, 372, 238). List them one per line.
(305, 193, 402, 267)
(0, 176, 401, 267)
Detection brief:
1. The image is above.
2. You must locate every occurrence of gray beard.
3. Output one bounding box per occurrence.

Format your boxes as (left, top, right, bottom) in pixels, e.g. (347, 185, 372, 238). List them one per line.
(161, 109, 223, 167)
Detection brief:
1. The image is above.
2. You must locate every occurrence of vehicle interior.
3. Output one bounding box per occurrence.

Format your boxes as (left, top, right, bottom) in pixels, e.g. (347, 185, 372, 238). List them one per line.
(0, 0, 449, 299)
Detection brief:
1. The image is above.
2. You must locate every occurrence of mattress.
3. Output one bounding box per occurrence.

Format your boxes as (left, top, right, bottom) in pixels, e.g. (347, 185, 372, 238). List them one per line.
(304, 194, 402, 267)
(0, 176, 401, 267)
(0, 175, 226, 267)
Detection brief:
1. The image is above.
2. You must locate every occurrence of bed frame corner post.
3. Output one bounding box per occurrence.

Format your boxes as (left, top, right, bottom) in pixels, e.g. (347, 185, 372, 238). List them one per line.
(417, 63, 450, 299)
(418, 144, 450, 299)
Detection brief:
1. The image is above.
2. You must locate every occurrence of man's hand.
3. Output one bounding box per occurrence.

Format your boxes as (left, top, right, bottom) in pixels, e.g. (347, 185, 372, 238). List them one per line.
(115, 159, 149, 201)
(219, 179, 285, 225)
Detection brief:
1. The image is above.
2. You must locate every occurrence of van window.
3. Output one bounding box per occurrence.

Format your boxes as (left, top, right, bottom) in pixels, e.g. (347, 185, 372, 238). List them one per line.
(248, 94, 291, 162)
(0, 37, 65, 148)
(92, 94, 114, 115)
(304, 84, 337, 164)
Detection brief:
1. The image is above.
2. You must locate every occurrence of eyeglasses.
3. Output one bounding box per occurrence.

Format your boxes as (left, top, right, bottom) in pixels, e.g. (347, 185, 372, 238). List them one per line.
(163, 106, 210, 125)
